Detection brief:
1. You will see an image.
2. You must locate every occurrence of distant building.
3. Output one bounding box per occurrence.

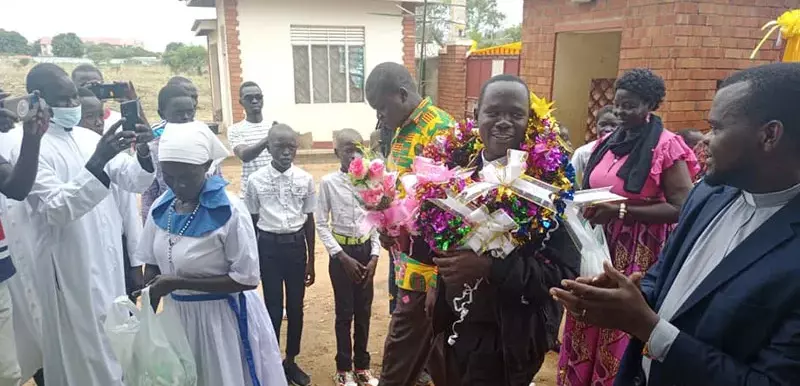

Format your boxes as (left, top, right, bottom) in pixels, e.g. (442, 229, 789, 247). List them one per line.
(36, 36, 145, 57)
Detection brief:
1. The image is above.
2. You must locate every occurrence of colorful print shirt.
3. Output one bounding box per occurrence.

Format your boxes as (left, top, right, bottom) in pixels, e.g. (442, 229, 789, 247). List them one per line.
(387, 98, 457, 176)
(387, 98, 455, 292)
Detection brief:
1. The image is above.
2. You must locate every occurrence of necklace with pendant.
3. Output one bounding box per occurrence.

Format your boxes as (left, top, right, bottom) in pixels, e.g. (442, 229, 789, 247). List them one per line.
(167, 200, 200, 271)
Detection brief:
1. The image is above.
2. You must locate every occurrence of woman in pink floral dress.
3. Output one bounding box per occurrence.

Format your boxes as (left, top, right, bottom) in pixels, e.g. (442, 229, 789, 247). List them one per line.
(556, 69, 698, 386)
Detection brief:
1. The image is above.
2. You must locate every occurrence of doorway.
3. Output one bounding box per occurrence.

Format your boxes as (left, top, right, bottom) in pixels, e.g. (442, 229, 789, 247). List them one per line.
(552, 31, 621, 147)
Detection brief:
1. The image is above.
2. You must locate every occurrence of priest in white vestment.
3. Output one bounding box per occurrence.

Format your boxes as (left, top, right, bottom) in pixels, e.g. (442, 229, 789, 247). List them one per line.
(21, 63, 156, 386)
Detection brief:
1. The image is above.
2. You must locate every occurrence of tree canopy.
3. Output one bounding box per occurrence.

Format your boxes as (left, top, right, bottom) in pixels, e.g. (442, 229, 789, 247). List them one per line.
(0, 29, 30, 55)
(417, 0, 518, 50)
(86, 43, 158, 63)
(162, 43, 207, 75)
(52, 33, 85, 57)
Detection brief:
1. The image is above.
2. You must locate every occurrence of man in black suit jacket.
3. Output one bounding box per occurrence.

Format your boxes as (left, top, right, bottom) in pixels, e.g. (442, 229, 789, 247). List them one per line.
(552, 62, 800, 385)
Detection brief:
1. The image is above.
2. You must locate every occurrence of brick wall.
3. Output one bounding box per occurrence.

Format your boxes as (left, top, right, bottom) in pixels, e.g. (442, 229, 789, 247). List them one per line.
(224, 0, 244, 123)
(521, 0, 785, 130)
(402, 2, 417, 80)
(437, 44, 470, 120)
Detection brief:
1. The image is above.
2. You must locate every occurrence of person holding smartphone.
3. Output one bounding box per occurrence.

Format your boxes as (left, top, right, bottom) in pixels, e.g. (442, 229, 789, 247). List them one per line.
(0, 88, 50, 386)
(23, 63, 155, 385)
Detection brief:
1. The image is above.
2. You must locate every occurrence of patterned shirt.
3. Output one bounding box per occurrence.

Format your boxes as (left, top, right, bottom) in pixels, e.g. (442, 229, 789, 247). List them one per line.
(387, 97, 457, 176)
(227, 119, 273, 197)
(386, 98, 455, 292)
(245, 164, 316, 234)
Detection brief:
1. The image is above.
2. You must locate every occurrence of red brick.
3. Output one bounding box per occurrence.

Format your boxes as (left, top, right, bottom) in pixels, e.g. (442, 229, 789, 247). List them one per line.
(224, 0, 244, 123)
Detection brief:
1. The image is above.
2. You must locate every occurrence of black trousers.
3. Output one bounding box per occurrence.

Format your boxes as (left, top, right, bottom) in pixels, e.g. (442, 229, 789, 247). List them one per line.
(388, 250, 398, 314)
(329, 242, 374, 371)
(257, 229, 307, 359)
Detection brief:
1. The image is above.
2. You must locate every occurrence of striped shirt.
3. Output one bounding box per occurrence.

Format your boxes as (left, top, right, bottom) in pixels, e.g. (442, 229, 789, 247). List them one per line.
(227, 119, 273, 197)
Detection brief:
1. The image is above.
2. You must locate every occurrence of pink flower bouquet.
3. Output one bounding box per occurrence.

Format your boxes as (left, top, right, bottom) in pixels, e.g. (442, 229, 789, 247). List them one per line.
(348, 156, 412, 236)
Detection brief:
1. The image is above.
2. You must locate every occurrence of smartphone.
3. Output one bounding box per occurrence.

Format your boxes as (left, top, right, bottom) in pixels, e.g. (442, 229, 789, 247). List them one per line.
(0, 93, 40, 122)
(120, 100, 139, 131)
(88, 83, 130, 100)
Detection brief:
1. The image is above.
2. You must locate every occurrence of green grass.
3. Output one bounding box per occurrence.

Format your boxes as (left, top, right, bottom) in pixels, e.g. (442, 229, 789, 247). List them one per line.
(0, 58, 213, 125)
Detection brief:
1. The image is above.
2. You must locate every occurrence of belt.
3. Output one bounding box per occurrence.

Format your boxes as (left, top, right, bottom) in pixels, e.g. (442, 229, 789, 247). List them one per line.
(171, 292, 261, 386)
(334, 233, 370, 246)
(394, 252, 438, 292)
(258, 229, 305, 244)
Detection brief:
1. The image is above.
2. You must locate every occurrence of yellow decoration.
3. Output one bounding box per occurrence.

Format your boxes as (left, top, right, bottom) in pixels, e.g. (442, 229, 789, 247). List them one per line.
(469, 41, 522, 57)
(751, 9, 800, 62)
(531, 93, 556, 121)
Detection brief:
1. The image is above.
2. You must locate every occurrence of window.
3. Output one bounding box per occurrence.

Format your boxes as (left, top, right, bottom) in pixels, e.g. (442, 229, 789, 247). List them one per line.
(291, 26, 366, 104)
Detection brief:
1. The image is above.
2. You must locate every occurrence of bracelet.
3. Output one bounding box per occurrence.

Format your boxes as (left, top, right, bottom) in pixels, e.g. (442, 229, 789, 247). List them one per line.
(618, 202, 627, 220)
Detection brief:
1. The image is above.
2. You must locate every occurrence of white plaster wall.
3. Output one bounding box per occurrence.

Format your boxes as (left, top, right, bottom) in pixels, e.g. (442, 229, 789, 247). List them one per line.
(237, 0, 404, 142)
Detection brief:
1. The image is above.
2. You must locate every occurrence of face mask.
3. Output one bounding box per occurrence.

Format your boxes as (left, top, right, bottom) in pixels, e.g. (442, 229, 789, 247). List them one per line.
(50, 106, 82, 129)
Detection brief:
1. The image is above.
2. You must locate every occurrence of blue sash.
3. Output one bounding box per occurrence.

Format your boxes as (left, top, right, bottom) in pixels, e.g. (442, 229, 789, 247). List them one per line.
(171, 292, 261, 386)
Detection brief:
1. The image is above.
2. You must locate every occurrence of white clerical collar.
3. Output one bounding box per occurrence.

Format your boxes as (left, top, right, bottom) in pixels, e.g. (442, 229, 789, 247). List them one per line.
(742, 182, 800, 208)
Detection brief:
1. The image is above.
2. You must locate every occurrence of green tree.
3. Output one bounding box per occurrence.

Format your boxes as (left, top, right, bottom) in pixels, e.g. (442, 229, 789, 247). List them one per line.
(0, 29, 30, 55)
(30, 39, 42, 56)
(416, 2, 451, 46)
(52, 33, 84, 57)
(86, 43, 158, 63)
(466, 0, 505, 36)
(162, 43, 207, 75)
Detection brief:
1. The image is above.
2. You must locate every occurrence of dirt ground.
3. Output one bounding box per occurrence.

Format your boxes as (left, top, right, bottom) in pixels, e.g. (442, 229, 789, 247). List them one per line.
(222, 159, 560, 386)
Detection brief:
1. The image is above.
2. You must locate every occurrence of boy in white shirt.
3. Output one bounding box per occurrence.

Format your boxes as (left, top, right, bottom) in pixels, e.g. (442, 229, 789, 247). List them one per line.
(245, 124, 316, 386)
(316, 129, 380, 386)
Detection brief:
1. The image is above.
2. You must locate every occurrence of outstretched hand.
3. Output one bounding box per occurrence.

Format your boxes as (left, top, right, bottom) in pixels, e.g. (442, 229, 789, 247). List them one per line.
(549, 261, 658, 342)
(22, 93, 50, 137)
(91, 119, 137, 164)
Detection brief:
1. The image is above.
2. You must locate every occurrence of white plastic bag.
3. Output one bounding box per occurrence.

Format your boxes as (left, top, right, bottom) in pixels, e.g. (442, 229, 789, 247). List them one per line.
(105, 295, 140, 374)
(106, 287, 197, 386)
(564, 203, 612, 277)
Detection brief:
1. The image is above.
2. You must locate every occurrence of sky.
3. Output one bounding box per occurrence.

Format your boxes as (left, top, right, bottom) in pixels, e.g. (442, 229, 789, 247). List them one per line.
(0, 0, 522, 53)
(0, 0, 215, 52)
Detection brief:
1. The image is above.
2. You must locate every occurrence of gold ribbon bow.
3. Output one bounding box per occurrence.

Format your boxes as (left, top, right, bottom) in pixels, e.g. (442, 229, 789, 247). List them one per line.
(459, 149, 561, 212)
(432, 195, 519, 258)
(751, 9, 800, 62)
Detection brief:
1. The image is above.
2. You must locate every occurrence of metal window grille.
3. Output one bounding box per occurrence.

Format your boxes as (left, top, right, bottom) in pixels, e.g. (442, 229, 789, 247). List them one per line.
(290, 26, 366, 104)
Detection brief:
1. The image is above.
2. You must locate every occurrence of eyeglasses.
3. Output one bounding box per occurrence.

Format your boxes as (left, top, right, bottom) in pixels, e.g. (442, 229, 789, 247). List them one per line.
(243, 94, 263, 102)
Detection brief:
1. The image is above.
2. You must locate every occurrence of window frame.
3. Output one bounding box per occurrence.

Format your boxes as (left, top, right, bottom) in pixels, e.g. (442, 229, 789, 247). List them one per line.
(290, 25, 366, 105)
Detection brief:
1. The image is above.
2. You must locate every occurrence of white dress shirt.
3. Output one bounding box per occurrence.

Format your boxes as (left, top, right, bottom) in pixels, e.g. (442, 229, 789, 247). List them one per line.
(643, 182, 800, 382)
(245, 164, 316, 234)
(315, 171, 380, 257)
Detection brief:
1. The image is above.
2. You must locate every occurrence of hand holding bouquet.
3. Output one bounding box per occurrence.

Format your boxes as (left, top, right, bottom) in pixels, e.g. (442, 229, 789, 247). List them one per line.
(348, 152, 413, 237)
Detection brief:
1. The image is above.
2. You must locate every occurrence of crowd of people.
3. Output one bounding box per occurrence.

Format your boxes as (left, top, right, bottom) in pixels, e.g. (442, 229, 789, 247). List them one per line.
(0, 57, 798, 386)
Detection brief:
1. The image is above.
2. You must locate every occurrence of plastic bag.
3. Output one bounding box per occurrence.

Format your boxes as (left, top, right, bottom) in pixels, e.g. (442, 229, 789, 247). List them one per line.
(105, 295, 140, 374)
(105, 287, 197, 386)
(564, 203, 612, 277)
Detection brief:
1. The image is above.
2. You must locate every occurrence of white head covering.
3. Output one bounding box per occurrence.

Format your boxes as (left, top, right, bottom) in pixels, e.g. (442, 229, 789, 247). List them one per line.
(159, 121, 230, 165)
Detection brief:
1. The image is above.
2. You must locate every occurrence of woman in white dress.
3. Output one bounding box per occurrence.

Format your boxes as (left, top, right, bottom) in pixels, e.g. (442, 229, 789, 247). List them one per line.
(134, 121, 287, 386)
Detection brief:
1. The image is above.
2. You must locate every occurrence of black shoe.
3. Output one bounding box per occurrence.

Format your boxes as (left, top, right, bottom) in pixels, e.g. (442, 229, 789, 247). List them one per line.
(284, 360, 311, 386)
